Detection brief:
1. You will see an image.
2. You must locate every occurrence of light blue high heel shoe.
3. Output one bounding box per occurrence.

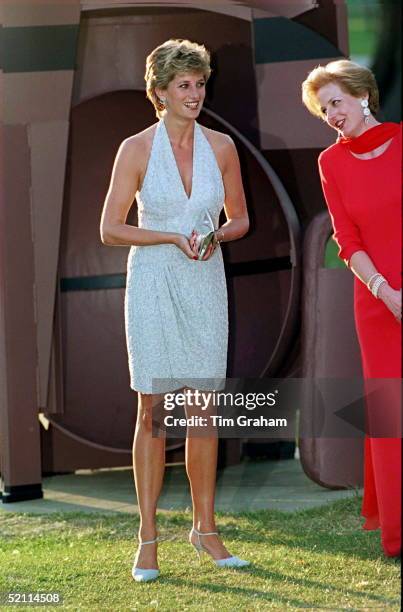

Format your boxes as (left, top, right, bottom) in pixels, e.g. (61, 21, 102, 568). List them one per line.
(190, 528, 250, 568)
(132, 537, 160, 582)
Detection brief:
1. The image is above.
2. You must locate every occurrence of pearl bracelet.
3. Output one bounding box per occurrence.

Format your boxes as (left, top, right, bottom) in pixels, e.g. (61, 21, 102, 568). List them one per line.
(367, 272, 382, 290)
(371, 275, 387, 298)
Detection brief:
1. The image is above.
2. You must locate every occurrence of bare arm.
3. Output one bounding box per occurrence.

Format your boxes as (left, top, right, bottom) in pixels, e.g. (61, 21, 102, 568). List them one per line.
(196, 135, 249, 261)
(215, 136, 249, 243)
(190, 133, 248, 261)
(349, 251, 401, 322)
(100, 135, 195, 258)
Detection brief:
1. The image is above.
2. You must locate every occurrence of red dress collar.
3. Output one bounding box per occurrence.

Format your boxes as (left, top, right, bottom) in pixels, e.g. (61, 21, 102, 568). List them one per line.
(337, 122, 400, 154)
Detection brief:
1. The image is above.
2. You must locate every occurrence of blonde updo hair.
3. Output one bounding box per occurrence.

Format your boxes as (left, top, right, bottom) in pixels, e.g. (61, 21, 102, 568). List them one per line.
(145, 39, 211, 118)
(302, 59, 379, 118)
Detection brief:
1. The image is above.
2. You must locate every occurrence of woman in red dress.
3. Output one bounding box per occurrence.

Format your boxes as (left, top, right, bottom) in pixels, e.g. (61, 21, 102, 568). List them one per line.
(302, 60, 401, 557)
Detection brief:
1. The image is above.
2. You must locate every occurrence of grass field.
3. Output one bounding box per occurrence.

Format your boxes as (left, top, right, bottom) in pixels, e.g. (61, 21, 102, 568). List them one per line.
(0, 497, 400, 611)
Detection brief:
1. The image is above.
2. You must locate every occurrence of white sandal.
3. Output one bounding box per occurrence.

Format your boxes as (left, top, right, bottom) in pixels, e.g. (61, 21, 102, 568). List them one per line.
(190, 528, 250, 568)
(132, 537, 160, 582)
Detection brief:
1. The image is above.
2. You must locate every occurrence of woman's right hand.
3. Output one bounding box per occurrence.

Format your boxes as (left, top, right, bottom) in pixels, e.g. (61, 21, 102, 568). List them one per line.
(379, 284, 402, 323)
(171, 233, 198, 260)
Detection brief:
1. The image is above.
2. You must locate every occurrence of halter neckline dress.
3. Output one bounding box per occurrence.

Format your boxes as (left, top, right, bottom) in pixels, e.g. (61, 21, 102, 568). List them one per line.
(124, 119, 228, 394)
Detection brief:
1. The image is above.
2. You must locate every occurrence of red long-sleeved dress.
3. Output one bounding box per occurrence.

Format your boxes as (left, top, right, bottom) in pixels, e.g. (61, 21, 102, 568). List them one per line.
(318, 125, 401, 557)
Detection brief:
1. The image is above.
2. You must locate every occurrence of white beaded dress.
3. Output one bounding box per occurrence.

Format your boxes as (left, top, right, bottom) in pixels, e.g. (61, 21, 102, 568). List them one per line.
(124, 119, 228, 393)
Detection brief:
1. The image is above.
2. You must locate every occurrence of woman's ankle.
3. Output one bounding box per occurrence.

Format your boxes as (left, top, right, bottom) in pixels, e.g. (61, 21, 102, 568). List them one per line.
(138, 525, 158, 541)
(194, 521, 217, 533)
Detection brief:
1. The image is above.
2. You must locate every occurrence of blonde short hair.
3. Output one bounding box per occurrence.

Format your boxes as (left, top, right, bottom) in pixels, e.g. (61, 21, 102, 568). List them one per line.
(302, 59, 379, 118)
(145, 39, 211, 118)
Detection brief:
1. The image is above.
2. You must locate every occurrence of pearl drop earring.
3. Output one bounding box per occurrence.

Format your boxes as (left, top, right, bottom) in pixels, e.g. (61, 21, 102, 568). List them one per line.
(361, 99, 371, 124)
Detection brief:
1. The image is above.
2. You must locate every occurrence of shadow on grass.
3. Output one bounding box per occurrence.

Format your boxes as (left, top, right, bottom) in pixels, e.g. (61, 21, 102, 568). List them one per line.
(155, 499, 399, 564)
(155, 570, 399, 609)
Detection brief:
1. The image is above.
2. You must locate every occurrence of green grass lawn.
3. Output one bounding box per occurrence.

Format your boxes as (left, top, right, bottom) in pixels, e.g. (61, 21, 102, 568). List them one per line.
(348, 16, 379, 57)
(324, 236, 346, 269)
(0, 497, 400, 611)
(347, 0, 381, 58)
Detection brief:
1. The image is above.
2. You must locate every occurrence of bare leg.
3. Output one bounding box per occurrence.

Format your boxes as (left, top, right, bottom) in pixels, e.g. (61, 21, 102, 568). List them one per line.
(185, 400, 231, 559)
(132, 392, 166, 569)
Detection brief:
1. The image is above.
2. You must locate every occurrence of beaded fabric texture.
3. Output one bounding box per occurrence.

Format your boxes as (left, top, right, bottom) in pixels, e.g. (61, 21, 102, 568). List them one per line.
(124, 119, 228, 393)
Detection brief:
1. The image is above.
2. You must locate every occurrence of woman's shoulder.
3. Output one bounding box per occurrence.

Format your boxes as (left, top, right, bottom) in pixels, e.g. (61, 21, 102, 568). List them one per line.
(318, 141, 344, 168)
(115, 123, 159, 171)
(198, 125, 238, 175)
(198, 124, 234, 151)
(120, 122, 159, 153)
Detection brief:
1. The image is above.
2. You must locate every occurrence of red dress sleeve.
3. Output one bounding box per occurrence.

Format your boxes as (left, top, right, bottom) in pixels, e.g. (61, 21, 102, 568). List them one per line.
(318, 150, 364, 265)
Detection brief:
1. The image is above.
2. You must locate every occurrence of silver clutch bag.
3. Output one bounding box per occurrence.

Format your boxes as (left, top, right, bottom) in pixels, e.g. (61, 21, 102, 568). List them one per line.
(194, 209, 216, 260)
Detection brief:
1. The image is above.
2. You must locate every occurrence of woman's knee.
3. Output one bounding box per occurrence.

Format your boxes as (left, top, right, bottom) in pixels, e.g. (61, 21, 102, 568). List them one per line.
(136, 394, 154, 430)
(137, 393, 166, 432)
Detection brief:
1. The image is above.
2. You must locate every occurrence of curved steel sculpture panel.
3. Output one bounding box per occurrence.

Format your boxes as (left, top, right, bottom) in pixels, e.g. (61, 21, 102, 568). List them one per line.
(299, 212, 364, 489)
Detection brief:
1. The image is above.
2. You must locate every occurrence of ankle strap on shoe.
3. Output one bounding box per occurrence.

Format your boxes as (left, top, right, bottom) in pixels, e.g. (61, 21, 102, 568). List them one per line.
(193, 528, 218, 536)
(139, 536, 159, 546)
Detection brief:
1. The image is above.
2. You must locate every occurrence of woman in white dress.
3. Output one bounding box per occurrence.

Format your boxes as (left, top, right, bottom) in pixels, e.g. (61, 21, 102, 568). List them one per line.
(100, 39, 249, 581)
